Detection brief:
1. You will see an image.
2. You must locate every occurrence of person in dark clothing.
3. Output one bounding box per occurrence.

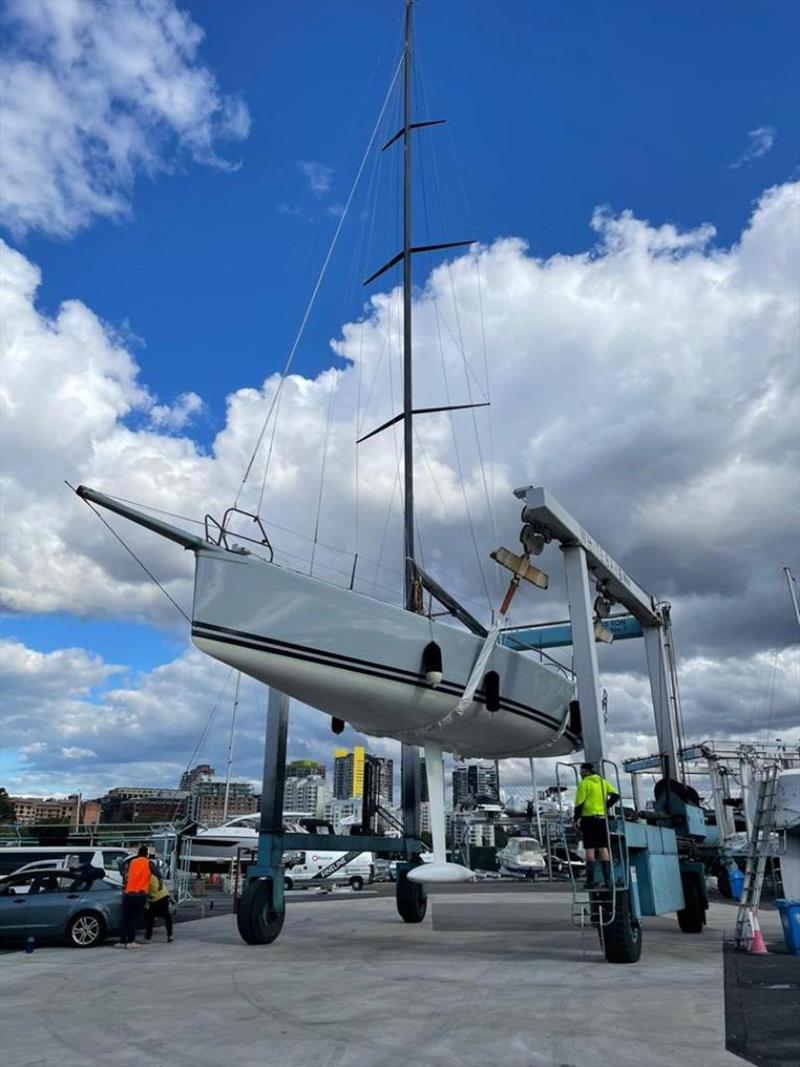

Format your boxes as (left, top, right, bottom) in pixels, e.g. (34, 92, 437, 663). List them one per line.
(144, 874, 173, 943)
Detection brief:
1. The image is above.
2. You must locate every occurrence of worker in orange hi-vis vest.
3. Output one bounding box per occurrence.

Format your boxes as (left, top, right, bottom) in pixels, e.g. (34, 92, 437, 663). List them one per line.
(117, 846, 162, 949)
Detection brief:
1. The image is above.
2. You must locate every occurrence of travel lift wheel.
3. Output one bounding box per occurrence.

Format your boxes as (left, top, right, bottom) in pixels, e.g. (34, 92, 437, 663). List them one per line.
(237, 878, 285, 945)
(396, 868, 427, 923)
(677, 874, 706, 934)
(599, 889, 643, 964)
(716, 865, 732, 899)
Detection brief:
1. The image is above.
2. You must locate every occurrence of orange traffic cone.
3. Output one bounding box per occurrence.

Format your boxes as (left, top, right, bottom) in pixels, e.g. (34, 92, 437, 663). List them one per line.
(749, 912, 769, 955)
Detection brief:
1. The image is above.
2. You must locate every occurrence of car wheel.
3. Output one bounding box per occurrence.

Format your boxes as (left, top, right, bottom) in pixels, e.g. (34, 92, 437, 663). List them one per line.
(284, 876, 294, 890)
(349, 876, 364, 891)
(67, 911, 106, 948)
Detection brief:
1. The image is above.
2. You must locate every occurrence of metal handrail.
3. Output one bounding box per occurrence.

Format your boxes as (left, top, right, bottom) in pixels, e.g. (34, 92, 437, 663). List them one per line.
(204, 507, 274, 561)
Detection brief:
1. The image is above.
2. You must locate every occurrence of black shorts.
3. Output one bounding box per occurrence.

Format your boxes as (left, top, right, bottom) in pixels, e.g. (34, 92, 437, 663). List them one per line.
(580, 817, 609, 850)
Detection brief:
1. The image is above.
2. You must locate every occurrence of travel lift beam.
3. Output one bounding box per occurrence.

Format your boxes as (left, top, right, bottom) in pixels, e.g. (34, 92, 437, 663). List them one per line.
(514, 485, 683, 784)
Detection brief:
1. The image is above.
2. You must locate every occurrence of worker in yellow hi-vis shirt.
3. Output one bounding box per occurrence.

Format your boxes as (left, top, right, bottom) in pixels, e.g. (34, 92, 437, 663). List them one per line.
(573, 762, 620, 889)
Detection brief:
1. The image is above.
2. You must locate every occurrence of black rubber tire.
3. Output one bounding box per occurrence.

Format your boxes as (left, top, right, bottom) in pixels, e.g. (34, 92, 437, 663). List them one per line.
(717, 867, 732, 899)
(66, 911, 105, 948)
(284, 876, 294, 890)
(601, 891, 642, 964)
(396, 871, 427, 923)
(678, 875, 705, 933)
(236, 879, 285, 945)
(349, 876, 364, 892)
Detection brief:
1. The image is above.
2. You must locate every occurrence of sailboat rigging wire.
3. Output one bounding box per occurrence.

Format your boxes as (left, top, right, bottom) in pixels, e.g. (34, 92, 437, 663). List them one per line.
(236, 53, 405, 513)
(70, 484, 190, 623)
(175, 669, 236, 820)
(371, 462, 403, 599)
(416, 136, 491, 608)
(417, 45, 499, 593)
(310, 371, 339, 574)
(91, 494, 205, 527)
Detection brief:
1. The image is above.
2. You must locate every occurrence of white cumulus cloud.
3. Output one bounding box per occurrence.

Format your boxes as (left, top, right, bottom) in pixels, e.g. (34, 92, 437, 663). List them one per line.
(0, 0, 250, 239)
(1, 183, 798, 790)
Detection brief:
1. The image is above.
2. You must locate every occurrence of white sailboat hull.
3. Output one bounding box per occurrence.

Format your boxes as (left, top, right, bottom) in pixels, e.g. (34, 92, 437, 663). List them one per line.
(191, 549, 579, 759)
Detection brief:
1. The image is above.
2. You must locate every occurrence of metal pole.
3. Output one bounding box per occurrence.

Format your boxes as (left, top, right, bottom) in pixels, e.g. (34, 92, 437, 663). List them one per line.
(402, 0, 415, 609)
(528, 758, 543, 844)
(222, 671, 242, 822)
(399, 2, 422, 846)
(643, 625, 680, 782)
(562, 544, 606, 764)
(259, 689, 289, 837)
(784, 566, 800, 628)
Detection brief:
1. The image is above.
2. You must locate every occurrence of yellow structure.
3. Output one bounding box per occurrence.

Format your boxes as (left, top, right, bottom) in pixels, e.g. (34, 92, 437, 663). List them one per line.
(332, 746, 366, 798)
(352, 746, 365, 798)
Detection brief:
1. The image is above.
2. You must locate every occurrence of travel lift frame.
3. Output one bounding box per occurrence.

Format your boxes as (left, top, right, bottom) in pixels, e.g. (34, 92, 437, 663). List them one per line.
(236, 485, 709, 962)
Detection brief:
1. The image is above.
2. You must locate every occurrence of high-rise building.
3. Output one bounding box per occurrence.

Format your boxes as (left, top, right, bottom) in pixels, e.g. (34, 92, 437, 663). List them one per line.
(286, 759, 326, 779)
(324, 796, 363, 833)
(284, 775, 328, 817)
(452, 763, 498, 808)
(447, 812, 496, 847)
(366, 754, 394, 804)
(419, 759, 429, 803)
(333, 746, 365, 798)
(179, 764, 215, 791)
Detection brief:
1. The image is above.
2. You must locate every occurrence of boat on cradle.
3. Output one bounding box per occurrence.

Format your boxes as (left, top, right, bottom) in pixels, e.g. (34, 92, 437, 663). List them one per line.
(74, 0, 581, 887)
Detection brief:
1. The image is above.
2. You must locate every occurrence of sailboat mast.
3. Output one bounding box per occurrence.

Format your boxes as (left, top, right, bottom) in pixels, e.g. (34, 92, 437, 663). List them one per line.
(402, 0, 416, 611)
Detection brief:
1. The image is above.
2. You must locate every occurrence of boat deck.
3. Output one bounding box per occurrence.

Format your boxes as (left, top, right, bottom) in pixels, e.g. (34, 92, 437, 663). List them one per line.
(1, 883, 793, 1067)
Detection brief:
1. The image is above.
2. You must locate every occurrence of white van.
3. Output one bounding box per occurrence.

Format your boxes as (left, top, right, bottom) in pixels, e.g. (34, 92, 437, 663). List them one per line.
(0, 846, 132, 884)
(284, 849, 374, 891)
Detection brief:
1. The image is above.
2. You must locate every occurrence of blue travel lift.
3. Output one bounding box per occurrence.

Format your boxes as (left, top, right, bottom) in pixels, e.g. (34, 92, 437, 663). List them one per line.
(236, 485, 710, 962)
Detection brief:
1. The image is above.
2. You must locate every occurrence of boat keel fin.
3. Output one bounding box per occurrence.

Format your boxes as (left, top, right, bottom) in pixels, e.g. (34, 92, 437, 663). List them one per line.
(420, 739, 474, 885)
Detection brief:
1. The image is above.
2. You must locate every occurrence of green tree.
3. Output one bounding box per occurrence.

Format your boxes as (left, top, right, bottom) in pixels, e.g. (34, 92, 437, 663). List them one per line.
(0, 788, 16, 824)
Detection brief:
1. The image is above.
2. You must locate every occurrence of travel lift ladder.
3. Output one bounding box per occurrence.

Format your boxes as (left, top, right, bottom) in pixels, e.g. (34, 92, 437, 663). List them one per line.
(734, 765, 780, 950)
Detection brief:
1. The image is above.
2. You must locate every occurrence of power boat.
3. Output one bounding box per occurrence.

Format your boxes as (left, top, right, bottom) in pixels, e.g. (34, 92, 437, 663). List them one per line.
(188, 812, 329, 866)
(495, 837, 547, 879)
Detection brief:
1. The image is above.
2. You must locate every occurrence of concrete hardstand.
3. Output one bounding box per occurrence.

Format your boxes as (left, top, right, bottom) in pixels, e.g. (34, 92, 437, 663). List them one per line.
(0, 885, 785, 1067)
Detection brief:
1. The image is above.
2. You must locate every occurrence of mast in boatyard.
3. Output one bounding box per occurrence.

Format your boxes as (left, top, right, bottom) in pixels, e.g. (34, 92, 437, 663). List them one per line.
(401, 0, 417, 614)
(400, 0, 421, 842)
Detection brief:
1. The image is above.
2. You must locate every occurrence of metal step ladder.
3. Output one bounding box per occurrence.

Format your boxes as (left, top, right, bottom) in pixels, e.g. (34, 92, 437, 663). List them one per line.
(733, 765, 779, 948)
(555, 760, 629, 933)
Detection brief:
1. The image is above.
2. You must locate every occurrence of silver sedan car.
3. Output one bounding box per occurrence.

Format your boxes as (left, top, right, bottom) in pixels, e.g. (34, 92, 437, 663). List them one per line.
(0, 870, 123, 947)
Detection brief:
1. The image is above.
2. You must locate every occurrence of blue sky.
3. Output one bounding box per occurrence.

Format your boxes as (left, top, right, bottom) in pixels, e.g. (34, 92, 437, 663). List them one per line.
(16, 0, 800, 430)
(1, 0, 798, 797)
